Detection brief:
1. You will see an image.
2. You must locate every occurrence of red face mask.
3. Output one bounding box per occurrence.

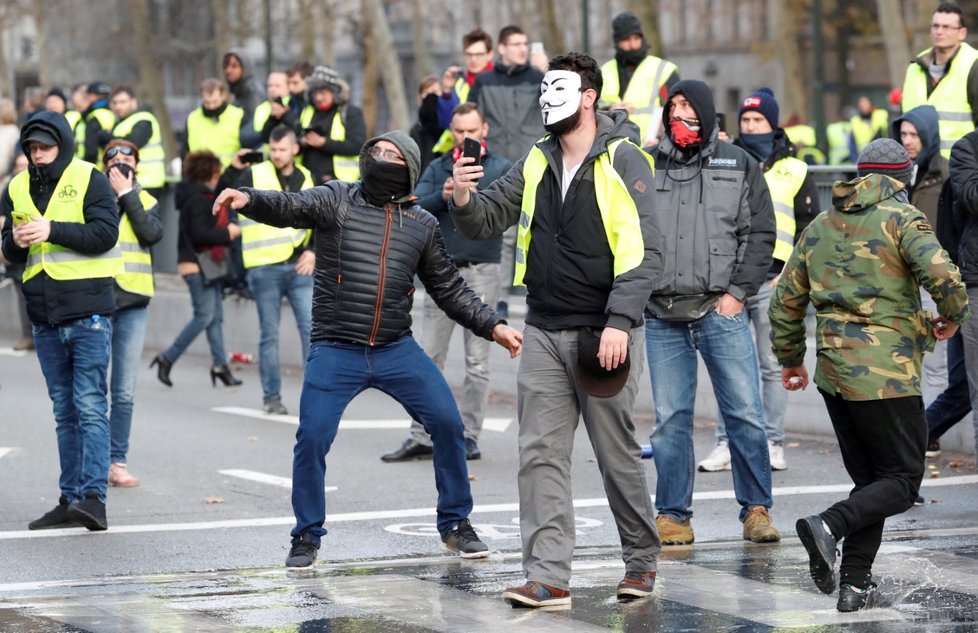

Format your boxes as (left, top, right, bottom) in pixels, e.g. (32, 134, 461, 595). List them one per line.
(670, 118, 702, 148)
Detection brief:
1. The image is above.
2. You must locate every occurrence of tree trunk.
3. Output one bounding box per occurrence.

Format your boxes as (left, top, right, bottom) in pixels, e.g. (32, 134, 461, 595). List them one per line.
(297, 0, 316, 62)
(538, 0, 565, 58)
(626, 0, 663, 57)
(770, 0, 807, 124)
(321, 0, 336, 67)
(362, 0, 410, 131)
(360, 21, 379, 137)
(32, 2, 49, 90)
(876, 0, 911, 89)
(410, 0, 433, 83)
(132, 0, 177, 163)
(211, 0, 230, 76)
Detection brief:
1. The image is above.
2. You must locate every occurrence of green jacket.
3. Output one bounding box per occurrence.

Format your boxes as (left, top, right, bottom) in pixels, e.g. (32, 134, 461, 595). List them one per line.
(768, 174, 970, 400)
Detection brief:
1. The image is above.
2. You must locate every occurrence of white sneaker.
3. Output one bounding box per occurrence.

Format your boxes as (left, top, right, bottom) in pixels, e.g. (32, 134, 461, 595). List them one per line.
(698, 441, 732, 472)
(769, 441, 786, 471)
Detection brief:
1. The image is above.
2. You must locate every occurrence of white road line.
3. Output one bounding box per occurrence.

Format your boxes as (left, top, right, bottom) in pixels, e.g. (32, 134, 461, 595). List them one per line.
(0, 448, 14, 461)
(219, 468, 337, 492)
(0, 349, 28, 357)
(212, 406, 513, 432)
(2, 474, 976, 541)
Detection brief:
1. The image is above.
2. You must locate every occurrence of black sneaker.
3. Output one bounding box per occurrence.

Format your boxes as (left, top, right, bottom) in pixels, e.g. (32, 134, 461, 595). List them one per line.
(381, 438, 433, 462)
(263, 397, 288, 415)
(837, 582, 878, 612)
(28, 496, 80, 530)
(796, 515, 837, 594)
(442, 518, 489, 559)
(914, 494, 925, 506)
(66, 493, 108, 531)
(285, 533, 319, 569)
(465, 437, 481, 460)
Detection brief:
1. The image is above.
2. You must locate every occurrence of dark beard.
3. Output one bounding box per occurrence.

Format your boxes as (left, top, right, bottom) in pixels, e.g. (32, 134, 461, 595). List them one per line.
(544, 104, 583, 137)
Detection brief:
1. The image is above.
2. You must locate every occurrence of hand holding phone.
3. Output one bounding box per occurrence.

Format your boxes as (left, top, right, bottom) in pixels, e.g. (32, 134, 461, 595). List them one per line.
(242, 150, 264, 164)
(11, 211, 37, 226)
(461, 137, 482, 167)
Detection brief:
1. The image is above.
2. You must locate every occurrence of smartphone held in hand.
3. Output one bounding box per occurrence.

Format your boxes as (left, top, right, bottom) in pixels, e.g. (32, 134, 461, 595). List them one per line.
(462, 137, 482, 167)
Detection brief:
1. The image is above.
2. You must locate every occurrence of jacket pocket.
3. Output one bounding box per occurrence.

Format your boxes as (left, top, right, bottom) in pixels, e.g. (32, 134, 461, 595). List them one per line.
(707, 238, 737, 291)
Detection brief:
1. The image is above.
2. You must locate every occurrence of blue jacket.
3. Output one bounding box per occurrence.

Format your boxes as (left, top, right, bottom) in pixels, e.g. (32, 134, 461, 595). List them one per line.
(415, 150, 511, 264)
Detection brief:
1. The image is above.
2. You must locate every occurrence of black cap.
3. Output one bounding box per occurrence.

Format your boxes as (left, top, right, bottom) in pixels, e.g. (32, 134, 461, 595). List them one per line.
(23, 128, 58, 147)
(87, 81, 111, 96)
(575, 328, 630, 398)
(612, 12, 643, 42)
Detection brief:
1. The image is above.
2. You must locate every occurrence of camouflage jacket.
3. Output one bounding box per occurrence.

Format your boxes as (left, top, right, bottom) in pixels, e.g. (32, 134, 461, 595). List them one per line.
(768, 174, 970, 400)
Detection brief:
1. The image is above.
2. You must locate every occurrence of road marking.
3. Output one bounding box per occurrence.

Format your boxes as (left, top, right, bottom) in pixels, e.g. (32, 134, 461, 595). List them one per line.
(0, 448, 14, 461)
(219, 468, 337, 492)
(0, 349, 28, 357)
(1, 474, 976, 541)
(212, 406, 513, 432)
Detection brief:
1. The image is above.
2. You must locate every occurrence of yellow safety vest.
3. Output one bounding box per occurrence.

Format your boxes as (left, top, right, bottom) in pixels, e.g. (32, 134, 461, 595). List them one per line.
(75, 108, 116, 165)
(764, 156, 807, 263)
(64, 111, 83, 138)
(186, 104, 244, 168)
(515, 138, 650, 285)
(903, 43, 978, 157)
(849, 109, 889, 153)
(11, 159, 124, 282)
(115, 190, 158, 297)
(113, 111, 166, 188)
(240, 161, 313, 268)
(299, 105, 360, 182)
(826, 120, 853, 164)
(600, 56, 678, 142)
(432, 77, 472, 155)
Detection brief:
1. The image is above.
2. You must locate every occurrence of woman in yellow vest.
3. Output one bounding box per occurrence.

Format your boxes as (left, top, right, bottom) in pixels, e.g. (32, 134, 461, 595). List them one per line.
(102, 140, 163, 489)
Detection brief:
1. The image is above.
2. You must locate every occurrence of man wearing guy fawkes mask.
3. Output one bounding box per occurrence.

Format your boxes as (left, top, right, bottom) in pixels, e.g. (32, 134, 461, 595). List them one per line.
(451, 52, 663, 606)
(644, 79, 780, 548)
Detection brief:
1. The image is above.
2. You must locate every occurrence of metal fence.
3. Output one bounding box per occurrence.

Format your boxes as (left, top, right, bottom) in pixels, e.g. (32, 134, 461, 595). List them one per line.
(807, 164, 858, 211)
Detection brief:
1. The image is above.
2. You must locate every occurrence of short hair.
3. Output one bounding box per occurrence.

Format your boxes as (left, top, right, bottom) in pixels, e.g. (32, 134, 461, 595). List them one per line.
(287, 61, 314, 78)
(200, 78, 226, 94)
(111, 85, 136, 100)
(451, 102, 484, 121)
(935, 2, 965, 28)
(418, 74, 439, 96)
(463, 28, 492, 51)
(547, 52, 603, 96)
(183, 150, 223, 182)
(497, 25, 525, 46)
(269, 124, 296, 144)
(0, 98, 16, 125)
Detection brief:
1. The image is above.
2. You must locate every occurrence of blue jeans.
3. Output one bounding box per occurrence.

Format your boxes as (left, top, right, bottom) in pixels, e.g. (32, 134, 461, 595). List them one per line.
(163, 273, 226, 366)
(109, 306, 149, 463)
(645, 309, 773, 521)
(292, 337, 473, 544)
(247, 262, 313, 401)
(33, 316, 113, 502)
(926, 331, 971, 441)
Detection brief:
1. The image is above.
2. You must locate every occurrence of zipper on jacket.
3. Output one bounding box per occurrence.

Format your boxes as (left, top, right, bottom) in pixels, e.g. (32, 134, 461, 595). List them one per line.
(369, 206, 394, 346)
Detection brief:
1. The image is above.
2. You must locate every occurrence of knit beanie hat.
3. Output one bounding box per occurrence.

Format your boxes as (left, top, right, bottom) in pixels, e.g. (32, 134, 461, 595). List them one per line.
(306, 65, 342, 94)
(739, 87, 779, 130)
(856, 138, 913, 186)
(612, 12, 643, 42)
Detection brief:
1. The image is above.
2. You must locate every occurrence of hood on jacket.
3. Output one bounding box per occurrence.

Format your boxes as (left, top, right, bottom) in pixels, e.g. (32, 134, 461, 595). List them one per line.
(535, 109, 640, 164)
(891, 104, 940, 169)
(360, 130, 422, 192)
(832, 173, 907, 214)
(21, 110, 75, 185)
(663, 79, 717, 146)
(224, 48, 256, 87)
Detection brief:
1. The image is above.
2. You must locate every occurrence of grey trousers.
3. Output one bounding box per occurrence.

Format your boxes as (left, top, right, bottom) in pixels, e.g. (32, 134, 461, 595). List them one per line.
(956, 285, 978, 455)
(410, 262, 501, 445)
(516, 324, 660, 590)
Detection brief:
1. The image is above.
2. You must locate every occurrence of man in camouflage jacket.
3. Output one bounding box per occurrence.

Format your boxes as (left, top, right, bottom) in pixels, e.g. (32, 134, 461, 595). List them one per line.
(768, 139, 969, 612)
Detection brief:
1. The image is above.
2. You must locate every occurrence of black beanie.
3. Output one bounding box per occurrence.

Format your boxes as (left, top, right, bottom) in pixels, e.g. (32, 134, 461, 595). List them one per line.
(856, 139, 913, 186)
(612, 12, 643, 42)
(739, 87, 779, 130)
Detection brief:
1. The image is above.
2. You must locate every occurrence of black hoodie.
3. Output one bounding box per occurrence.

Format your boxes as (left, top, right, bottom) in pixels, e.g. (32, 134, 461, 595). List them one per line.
(0, 111, 119, 325)
(224, 49, 266, 121)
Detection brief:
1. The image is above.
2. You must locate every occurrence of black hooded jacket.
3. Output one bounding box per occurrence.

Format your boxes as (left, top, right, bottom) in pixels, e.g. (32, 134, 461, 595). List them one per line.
(224, 49, 266, 120)
(0, 111, 119, 325)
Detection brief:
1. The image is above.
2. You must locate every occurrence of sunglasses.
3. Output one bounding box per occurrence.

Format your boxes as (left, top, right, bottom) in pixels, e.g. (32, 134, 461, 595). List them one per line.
(105, 145, 135, 160)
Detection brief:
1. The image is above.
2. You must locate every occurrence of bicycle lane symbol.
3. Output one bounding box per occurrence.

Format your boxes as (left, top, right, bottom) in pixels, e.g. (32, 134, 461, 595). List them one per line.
(385, 516, 604, 540)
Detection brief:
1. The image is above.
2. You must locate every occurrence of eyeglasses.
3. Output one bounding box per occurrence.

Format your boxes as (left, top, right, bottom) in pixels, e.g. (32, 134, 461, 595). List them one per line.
(369, 146, 406, 164)
(464, 50, 489, 58)
(931, 23, 963, 31)
(105, 145, 135, 159)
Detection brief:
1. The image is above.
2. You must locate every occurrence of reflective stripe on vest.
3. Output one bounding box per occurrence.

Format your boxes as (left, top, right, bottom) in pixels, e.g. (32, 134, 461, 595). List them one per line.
(432, 78, 472, 154)
(849, 109, 889, 153)
(12, 160, 124, 282)
(76, 108, 116, 163)
(902, 43, 978, 157)
(299, 106, 360, 182)
(515, 138, 649, 286)
(826, 121, 853, 164)
(113, 111, 166, 188)
(240, 161, 313, 268)
(764, 156, 807, 263)
(186, 104, 244, 168)
(115, 189, 158, 296)
(600, 56, 677, 142)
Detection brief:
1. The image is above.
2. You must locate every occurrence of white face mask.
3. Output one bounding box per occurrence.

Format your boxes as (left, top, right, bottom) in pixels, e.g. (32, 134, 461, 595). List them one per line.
(539, 70, 583, 126)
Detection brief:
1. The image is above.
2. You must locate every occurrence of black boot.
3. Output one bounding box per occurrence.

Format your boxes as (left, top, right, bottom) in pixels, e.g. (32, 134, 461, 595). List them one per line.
(211, 364, 242, 387)
(66, 493, 108, 531)
(28, 496, 80, 530)
(150, 354, 173, 387)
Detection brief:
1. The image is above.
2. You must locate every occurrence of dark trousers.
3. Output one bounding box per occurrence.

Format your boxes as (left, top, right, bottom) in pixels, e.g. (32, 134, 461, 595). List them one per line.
(926, 331, 971, 441)
(818, 389, 926, 586)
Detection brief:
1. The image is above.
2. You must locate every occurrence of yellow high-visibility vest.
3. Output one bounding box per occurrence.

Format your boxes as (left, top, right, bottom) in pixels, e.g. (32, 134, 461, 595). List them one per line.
(115, 190, 158, 297)
(903, 42, 978, 157)
(113, 111, 166, 188)
(600, 55, 678, 142)
(64, 111, 83, 138)
(11, 159, 124, 282)
(186, 104, 244, 168)
(764, 156, 807, 263)
(75, 108, 117, 165)
(515, 138, 651, 285)
(299, 105, 360, 182)
(826, 121, 853, 164)
(849, 109, 889, 154)
(240, 160, 313, 268)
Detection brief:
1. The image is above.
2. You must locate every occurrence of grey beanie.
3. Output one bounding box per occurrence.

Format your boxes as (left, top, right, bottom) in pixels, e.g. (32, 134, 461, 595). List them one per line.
(612, 12, 643, 42)
(856, 138, 913, 186)
(359, 129, 422, 195)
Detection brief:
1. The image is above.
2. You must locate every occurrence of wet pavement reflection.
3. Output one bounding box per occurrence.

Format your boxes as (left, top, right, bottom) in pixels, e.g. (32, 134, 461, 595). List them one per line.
(2, 533, 978, 632)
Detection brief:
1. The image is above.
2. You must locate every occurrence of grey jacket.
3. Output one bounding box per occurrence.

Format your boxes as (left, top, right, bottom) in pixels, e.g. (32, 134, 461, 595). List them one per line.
(646, 128, 775, 320)
(468, 62, 546, 163)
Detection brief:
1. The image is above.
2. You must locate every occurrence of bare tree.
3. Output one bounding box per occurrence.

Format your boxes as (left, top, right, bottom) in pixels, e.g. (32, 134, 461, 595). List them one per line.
(627, 0, 664, 57)
(29, 1, 49, 89)
(770, 0, 808, 123)
(211, 0, 231, 75)
(538, 0, 565, 56)
(876, 0, 911, 88)
(297, 0, 317, 62)
(410, 0, 433, 81)
(132, 0, 177, 162)
(359, 23, 379, 137)
(362, 0, 410, 131)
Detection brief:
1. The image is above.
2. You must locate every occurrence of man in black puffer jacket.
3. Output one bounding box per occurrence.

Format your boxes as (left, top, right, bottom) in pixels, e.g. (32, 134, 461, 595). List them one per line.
(215, 130, 523, 571)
